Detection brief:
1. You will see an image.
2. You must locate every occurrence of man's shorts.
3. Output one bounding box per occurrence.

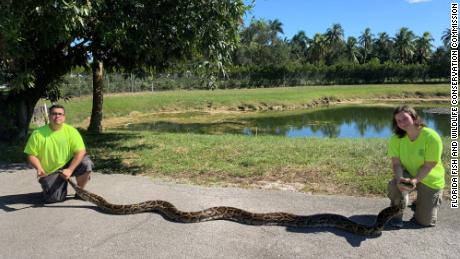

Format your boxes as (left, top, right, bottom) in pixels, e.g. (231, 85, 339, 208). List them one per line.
(38, 155, 93, 203)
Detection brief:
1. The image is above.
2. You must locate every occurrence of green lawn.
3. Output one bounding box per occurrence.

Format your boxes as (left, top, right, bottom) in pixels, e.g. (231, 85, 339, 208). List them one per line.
(5, 83, 450, 197)
(81, 130, 450, 197)
(54, 84, 448, 125)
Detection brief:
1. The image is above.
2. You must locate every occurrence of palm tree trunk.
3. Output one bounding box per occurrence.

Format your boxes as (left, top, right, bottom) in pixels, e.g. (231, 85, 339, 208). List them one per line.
(88, 59, 104, 133)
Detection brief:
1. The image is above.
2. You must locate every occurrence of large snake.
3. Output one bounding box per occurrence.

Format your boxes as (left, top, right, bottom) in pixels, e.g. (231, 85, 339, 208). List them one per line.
(68, 179, 402, 236)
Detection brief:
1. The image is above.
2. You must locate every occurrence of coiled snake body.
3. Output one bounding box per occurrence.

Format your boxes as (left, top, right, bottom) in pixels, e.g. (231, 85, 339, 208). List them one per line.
(68, 179, 402, 236)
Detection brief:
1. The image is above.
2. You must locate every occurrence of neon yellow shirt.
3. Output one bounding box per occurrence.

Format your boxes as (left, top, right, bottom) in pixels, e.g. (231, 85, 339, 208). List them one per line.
(24, 123, 85, 174)
(388, 127, 445, 190)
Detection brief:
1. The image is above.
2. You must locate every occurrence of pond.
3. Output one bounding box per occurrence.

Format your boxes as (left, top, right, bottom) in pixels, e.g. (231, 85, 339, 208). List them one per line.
(241, 106, 449, 138)
(121, 105, 449, 138)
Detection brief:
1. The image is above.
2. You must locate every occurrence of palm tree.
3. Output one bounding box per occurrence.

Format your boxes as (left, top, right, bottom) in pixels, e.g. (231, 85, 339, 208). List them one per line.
(345, 36, 360, 63)
(414, 32, 434, 64)
(325, 23, 345, 64)
(268, 19, 284, 45)
(441, 28, 451, 49)
(252, 19, 271, 46)
(325, 23, 345, 47)
(308, 33, 326, 64)
(373, 32, 393, 63)
(393, 27, 415, 64)
(359, 28, 373, 63)
(290, 30, 309, 60)
(240, 24, 257, 45)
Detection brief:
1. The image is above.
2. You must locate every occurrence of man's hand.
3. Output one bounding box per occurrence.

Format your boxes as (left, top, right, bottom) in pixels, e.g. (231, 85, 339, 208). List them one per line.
(60, 168, 73, 180)
(60, 150, 85, 180)
(28, 155, 46, 180)
(36, 169, 46, 179)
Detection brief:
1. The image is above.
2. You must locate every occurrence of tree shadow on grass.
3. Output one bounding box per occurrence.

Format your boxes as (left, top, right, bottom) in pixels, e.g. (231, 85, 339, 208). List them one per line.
(81, 130, 157, 175)
(0, 130, 156, 175)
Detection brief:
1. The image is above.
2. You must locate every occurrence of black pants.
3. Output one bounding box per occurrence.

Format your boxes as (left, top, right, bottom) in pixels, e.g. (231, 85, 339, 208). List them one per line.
(38, 156, 93, 203)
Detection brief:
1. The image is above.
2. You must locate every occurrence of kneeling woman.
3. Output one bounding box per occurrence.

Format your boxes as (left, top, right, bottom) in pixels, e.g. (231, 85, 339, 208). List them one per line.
(387, 105, 445, 227)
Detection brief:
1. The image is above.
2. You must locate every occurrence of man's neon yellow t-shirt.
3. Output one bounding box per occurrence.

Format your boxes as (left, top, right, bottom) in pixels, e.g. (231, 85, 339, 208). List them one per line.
(387, 127, 445, 189)
(24, 123, 85, 174)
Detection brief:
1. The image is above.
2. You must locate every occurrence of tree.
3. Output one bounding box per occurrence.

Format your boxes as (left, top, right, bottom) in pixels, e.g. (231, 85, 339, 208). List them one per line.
(344, 37, 360, 64)
(359, 28, 373, 63)
(247, 19, 271, 46)
(0, 0, 90, 141)
(268, 19, 284, 45)
(373, 32, 393, 63)
(414, 32, 434, 64)
(324, 23, 345, 64)
(429, 47, 449, 78)
(441, 28, 451, 49)
(393, 27, 415, 64)
(308, 33, 327, 64)
(0, 0, 248, 141)
(290, 30, 309, 61)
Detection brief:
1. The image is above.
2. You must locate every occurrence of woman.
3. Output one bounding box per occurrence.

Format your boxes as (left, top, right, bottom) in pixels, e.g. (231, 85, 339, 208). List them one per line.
(387, 105, 445, 227)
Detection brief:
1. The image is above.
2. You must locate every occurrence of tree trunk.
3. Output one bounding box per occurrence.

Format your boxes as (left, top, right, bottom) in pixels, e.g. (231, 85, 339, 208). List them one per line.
(0, 90, 41, 143)
(88, 59, 104, 133)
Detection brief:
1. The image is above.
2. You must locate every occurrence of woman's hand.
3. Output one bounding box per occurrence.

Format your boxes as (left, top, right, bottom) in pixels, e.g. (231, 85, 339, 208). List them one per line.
(397, 177, 416, 191)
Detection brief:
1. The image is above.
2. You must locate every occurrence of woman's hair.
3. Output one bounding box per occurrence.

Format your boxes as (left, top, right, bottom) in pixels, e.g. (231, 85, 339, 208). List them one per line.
(392, 105, 425, 138)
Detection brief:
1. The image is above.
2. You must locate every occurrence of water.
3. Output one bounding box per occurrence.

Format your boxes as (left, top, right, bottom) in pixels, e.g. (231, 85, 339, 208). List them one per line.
(241, 106, 449, 138)
(121, 105, 449, 138)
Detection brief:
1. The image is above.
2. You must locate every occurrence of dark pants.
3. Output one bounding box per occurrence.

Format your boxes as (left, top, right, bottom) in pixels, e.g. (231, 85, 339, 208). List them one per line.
(38, 156, 93, 203)
(387, 170, 443, 226)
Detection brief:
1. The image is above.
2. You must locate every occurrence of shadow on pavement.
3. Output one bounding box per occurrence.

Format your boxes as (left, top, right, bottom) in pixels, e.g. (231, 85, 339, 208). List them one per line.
(285, 213, 425, 247)
(0, 192, 97, 212)
(0, 163, 30, 173)
(285, 214, 381, 247)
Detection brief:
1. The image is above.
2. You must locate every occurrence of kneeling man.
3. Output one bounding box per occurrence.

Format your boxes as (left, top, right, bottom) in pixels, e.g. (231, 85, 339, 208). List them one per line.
(24, 104, 93, 202)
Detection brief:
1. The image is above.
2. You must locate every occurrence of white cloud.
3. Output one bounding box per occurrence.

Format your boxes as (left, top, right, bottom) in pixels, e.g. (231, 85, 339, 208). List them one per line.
(406, 0, 431, 4)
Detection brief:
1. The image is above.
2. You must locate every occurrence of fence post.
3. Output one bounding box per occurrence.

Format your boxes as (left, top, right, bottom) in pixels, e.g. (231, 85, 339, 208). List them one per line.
(43, 103, 49, 124)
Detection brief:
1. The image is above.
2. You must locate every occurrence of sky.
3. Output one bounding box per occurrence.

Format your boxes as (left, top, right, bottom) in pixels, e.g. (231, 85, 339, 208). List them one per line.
(243, 0, 450, 48)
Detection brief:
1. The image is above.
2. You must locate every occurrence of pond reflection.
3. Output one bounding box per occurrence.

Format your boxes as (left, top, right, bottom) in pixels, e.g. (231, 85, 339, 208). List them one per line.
(242, 106, 449, 138)
(119, 106, 449, 138)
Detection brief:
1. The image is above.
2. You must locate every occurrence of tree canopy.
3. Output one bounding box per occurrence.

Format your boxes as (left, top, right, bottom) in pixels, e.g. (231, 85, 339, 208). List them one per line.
(234, 20, 448, 67)
(0, 0, 248, 141)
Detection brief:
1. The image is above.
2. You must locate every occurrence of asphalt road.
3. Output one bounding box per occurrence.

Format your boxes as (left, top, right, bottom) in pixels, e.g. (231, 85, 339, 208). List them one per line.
(1, 164, 458, 259)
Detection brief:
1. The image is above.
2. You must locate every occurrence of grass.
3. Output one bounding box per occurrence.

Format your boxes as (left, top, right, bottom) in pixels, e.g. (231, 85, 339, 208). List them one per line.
(47, 83, 449, 126)
(80, 130, 450, 197)
(4, 83, 450, 197)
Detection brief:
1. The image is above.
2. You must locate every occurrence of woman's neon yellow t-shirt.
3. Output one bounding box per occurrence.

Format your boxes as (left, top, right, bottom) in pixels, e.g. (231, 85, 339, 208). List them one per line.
(24, 123, 85, 174)
(387, 127, 445, 190)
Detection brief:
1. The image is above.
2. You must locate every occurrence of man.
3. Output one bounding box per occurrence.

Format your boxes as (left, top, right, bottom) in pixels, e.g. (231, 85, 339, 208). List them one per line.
(24, 104, 93, 202)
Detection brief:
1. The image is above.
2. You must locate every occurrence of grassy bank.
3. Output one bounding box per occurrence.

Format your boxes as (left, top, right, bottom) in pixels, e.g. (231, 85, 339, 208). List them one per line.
(3, 84, 450, 197)
(83, 130, 450, 197)
(2, 128, 450, 197)
(52, 84, 448, 126)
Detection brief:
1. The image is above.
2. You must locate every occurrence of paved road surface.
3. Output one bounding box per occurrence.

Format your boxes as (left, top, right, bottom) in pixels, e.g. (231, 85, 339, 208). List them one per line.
(1, 164, 458, 258)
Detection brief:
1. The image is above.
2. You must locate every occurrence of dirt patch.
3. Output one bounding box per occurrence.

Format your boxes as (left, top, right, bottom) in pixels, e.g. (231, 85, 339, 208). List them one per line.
(139, 166, 364, 196)
(78, 95, 449, 129)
